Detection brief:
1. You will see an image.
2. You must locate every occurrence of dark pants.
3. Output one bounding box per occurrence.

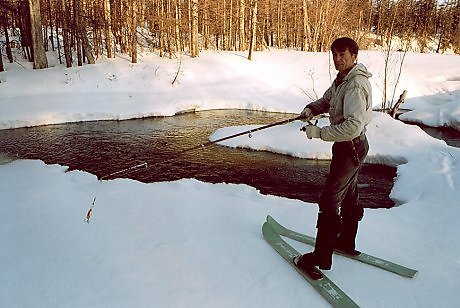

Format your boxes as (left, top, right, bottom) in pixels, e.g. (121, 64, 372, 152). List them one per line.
(312, 134, 369, 264)
(319, 134, 369, 220)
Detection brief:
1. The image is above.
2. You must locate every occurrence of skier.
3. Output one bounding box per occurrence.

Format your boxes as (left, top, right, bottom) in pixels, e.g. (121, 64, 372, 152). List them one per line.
(295, 37, 373, 276)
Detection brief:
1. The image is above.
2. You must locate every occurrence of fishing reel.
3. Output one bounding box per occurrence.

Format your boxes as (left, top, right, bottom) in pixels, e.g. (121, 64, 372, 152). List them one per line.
(300, 119, 318, 132)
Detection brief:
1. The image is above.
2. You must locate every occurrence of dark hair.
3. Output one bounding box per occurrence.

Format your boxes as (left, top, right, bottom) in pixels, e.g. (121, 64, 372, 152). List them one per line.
(331, 37, 359, 55)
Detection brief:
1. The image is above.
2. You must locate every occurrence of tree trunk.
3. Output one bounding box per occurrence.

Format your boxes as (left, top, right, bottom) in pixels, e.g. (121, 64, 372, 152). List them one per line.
(76, 37, 83, 65)
(0, 47, 4, 72)
(47, 0, 54, 50)
(79, 25, 95, 63)
(60, 0, 72, 67)
(130, 0, 138, 63)
(248, 0, 257, 60)
(103, 0, 113, 58)
(389, 90, 407, 118)
(202, 0, 208, 50)
(302, 0, 311, 51)
(238, 0, 245, 50)
(4, 26, 14, 63)
(222, 0, 226, 50)
(229, 0, 234, 50)
(74, 0, 83, 66)
(55, 11, 62, 64)
(190, 0, 199, 57)
(277, 0, 282, 48)
(28, 0, 48, 69)
(174, 0, 182, 52)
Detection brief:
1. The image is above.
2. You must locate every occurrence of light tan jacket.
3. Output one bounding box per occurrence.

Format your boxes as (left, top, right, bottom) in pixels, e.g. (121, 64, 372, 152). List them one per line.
(307, 63, 373, 142)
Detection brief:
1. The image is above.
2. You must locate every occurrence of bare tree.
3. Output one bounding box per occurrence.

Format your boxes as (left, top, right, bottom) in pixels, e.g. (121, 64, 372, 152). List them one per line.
(302, 0, 311, 51)
(174, 0, 182, 52)
(0, 43, 4, 72)
(29, 0, 48, 69)
(58, 0, 72, 67)
(379, 0, 410, 112)
(130, 0, 138, 63)
(248, 0, 258, 60)
(190, 0, 199, 57)
(2, 0, 460, 74)
(381, 0, 398, 110)
(238, 0, 246, 50)
(103, 0, 113, 58)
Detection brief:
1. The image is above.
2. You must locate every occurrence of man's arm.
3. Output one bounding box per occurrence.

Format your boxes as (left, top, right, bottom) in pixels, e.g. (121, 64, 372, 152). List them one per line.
(320, 83, 369, 142)
(306, 86, 333, 116)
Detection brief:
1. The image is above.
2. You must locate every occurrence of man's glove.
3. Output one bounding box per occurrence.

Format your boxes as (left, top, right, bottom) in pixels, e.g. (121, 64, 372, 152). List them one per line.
(300, 107, 314, 121)
(305, 125, 321, 139)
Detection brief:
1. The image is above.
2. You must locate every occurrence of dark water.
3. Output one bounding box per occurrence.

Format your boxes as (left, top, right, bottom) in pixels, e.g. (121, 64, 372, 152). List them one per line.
(417, 125, 460, 147)
(396, 110, 460, 147)
(0, 110, 396, 208)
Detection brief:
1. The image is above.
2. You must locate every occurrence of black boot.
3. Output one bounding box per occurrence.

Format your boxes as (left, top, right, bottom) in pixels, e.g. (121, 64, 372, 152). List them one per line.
(294, 213, 341, 271)
(335, 219, 361, 256)
(293, 254, 324, 280)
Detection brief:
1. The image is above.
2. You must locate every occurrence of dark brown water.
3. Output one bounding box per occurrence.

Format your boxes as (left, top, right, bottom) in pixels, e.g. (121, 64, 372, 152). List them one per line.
(396, 110, 460, 147)
(0, 110, 397, 208)
(415, 125, 460, 147)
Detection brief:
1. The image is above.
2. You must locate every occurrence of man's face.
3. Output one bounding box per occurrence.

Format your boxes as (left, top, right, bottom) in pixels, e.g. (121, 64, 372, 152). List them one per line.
(332, 48, 357, 74)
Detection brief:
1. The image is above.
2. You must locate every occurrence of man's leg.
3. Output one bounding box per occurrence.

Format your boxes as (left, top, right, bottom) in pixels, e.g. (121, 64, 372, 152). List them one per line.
(295, 142, 360, 270)
(335, 173, 363, 255)
(336, 136, 368, 255)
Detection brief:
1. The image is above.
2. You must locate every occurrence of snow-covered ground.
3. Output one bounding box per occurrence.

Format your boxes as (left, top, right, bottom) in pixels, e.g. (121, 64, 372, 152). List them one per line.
(1, 50, 459, 130)
(1, 50, 459, 307)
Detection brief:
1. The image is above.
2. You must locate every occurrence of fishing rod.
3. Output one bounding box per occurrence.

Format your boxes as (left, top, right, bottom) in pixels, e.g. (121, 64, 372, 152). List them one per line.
(177, 114, 304, 154)
(85, 114, 304, 222)
(99, 114, 304, 181)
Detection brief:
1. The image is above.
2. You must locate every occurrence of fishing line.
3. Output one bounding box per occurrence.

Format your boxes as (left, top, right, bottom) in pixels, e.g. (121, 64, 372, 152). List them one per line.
(85, 162, 148, 224)
(84, 115, 303, 223)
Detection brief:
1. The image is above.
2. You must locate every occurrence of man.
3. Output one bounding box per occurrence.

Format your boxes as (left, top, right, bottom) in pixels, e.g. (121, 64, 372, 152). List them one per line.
(294, 37, 372, 279)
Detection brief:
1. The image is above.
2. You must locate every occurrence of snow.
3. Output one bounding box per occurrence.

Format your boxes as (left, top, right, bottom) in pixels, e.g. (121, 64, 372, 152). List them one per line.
(2, 50, 459, 130)
(1, 50, 460, 307)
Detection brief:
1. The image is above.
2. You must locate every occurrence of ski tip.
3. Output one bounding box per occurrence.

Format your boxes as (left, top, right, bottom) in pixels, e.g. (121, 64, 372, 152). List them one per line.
(262, 221, 277, 239)
(266, 215, 282, 228)
(408, 269, 418, 278)
(266, 215, 279, 225)
(261, 221, 269, 233)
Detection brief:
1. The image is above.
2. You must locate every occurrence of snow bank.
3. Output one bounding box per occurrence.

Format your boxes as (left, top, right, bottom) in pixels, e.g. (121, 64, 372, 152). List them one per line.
(1, 50, 459, 130)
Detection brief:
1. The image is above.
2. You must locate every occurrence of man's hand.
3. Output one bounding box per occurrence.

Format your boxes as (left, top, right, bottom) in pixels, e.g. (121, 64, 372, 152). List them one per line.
(300, 107, 314, 121)
(305, 125, 321, 139)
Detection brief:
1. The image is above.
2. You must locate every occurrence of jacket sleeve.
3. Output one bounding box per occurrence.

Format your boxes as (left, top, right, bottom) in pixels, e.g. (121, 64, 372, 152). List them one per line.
(306, 86, 332, 116)
(320, 81, 370, 142)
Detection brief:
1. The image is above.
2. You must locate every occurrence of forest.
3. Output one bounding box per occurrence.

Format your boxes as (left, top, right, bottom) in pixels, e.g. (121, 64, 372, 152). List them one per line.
(0, 0, 459, 70)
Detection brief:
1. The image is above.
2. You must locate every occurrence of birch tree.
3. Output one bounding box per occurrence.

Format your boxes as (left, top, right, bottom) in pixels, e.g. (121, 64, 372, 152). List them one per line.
(248, 0, 257, 60)
(103, 0, 113, 58)
(130, 0, 138, 63)
(238, 0, 245, 50)
(28, 0, 48, 69)
(190, 0, 199, 57)
(2, 0, 460, 74)
(302, 0, 311, 51)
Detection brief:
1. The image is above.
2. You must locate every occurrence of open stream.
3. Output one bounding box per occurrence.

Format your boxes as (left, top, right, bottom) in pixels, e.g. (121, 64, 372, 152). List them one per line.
(2, 109, 441, 209)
